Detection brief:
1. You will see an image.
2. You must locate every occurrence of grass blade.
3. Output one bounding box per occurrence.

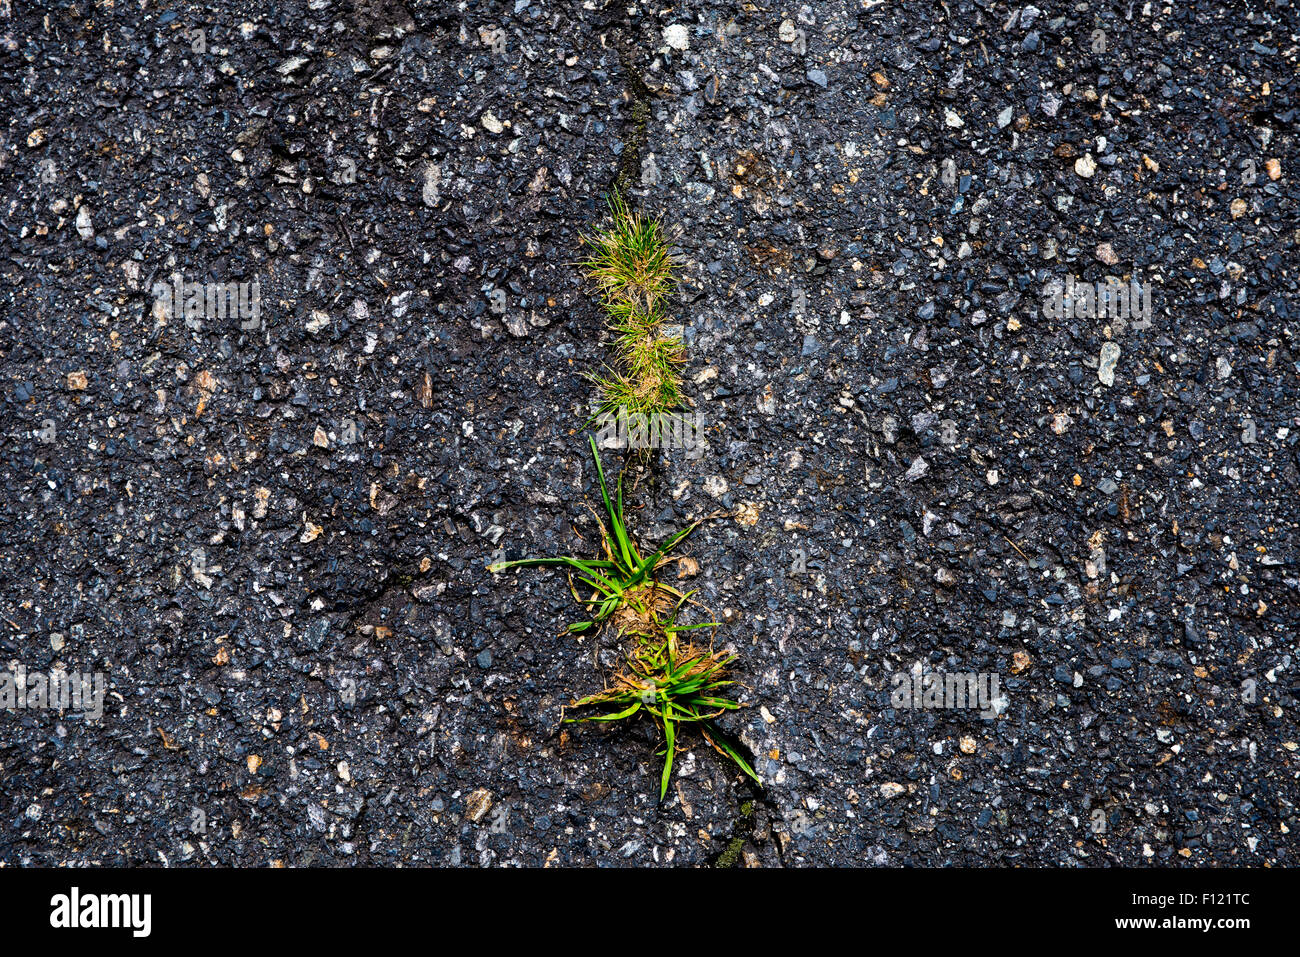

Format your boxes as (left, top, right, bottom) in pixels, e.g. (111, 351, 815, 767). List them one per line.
(660, 716, 675, 800)
(703, 721, 760, 786)
(571, 702, 642, 723)
(588, 435, 637, 570)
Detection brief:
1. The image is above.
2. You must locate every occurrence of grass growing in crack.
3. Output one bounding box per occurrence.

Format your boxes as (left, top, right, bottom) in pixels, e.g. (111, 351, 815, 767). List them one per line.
(488, 435, 697, 635)
(581, 191, 674, 313)
(486, 437, 760, 800)
(567, 639, 761, 801)
(580, 192, 687, 421)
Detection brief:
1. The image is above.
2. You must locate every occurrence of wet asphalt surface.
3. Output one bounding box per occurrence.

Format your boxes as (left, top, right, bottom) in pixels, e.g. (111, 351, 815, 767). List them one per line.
(1, 0, 1298, 866)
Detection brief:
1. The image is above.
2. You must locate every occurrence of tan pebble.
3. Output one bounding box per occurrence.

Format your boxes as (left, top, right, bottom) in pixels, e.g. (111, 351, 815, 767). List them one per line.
(465, 788, 493, 823)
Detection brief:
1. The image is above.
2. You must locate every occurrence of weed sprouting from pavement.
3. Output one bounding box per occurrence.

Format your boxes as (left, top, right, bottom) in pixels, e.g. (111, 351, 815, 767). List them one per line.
(487, 196, 758, 803)
(581, 191, 674, 315)
(567, 638, 760, 801)
(488, 437, 759, 799)
(580, 192, 687, 420)
(488, 436, 698, 636)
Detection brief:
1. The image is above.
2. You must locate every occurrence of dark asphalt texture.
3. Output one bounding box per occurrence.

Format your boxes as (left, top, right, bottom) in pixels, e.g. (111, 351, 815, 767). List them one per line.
(1, 0, 1297, 866)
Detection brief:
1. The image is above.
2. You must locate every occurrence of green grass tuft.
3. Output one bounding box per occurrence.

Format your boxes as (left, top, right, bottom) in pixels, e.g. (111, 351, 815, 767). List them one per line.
(487, 437, 759, 800)
(580, 192, 675, 316)
(580, 192, 686, 421)
(488, 435, 697, 635)
(567, 638, 761, 801)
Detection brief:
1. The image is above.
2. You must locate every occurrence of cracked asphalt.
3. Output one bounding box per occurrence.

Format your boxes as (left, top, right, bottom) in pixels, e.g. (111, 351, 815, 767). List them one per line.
(1, 0, 1298, 866)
